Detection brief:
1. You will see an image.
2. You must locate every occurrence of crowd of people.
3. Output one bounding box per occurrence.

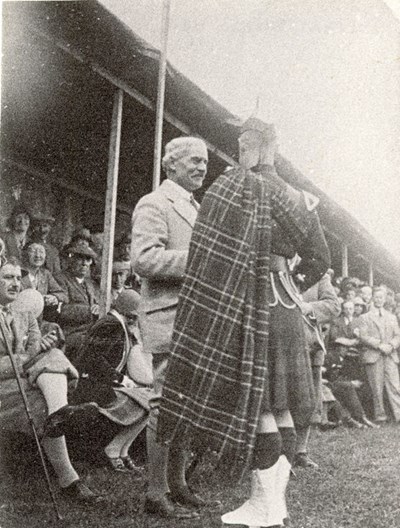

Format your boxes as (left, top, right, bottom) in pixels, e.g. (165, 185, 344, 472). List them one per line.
(1, 119, 400, 527)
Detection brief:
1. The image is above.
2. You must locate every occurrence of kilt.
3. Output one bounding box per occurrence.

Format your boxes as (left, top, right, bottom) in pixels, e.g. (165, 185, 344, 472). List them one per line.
(264, 275, 315, 427)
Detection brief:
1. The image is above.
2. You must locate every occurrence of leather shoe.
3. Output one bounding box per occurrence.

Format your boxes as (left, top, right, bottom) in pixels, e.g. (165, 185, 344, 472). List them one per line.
(144, 494, 199, 518)
(61, 479, 104, 503)
(362, 416, 379, 428)
(170, 485, 221, 508)
(344, 417, 365, 429)
(44, 402, 99, 437)
(294, 453, 319, 469)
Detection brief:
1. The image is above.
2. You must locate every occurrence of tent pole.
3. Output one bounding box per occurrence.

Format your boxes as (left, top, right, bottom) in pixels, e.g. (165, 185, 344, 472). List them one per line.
(99, 88, 123, 318)
(152, 0, 171, 190)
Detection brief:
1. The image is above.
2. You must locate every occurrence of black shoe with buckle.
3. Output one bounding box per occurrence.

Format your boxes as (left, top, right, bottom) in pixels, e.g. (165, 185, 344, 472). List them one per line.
(61, 480, 104, 503)
(144, 494, 200, 519)
(44, 402, 99, 438)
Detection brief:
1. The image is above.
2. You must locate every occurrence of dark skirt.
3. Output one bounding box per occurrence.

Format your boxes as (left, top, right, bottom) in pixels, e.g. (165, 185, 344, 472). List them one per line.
(262, 276, 315, 427)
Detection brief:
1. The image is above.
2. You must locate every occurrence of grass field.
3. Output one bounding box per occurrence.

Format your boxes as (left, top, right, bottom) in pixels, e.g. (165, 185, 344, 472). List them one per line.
(1, 423, 400, 528)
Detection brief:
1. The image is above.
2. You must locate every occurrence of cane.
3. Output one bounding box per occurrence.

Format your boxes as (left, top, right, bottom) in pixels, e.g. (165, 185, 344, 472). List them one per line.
(0, 318, 63, 521)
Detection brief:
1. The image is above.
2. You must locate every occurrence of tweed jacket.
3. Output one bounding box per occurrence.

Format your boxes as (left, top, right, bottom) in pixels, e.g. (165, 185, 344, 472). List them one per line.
(0, 309, 41, 380)
(21, 268, 67, 304)
(303, 274, 341, 366)
(131, 179, 198, 314)
(357, 308, 400, 364)
(54, 271, 99, 332)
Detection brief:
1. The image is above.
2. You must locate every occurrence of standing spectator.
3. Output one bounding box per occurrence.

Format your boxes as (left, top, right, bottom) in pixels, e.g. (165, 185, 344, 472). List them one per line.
(358, 287, 400, 423)
(55, 240, 99, 363)
(295, 271, 341, 468)
(131, 136, 209, 519)
(360, 285, 373, 311)
(2, 204, 31, 261)
(30, 214, 61, 274)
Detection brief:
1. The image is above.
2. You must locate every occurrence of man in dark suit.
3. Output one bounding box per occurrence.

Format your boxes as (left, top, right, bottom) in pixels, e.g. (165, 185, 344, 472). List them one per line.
(55, 240, 99, 362)
(131, 137, 208, 518)
(358, 287, 400, 422)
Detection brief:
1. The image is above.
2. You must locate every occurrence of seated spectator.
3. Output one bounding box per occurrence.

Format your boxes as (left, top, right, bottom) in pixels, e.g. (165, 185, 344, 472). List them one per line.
(54, 240, 99, 363)
(62, 290, 153, 472)
(357, 287, 400, 423)
(114, 232, 131, 262)
(353, 296, 366, 318)
(0, 259, 102, 502)
(360, 285, 372, 311)
(343, 286, 357, 303)
(60, 229, 92, 271)
(329, 301, 359, 357)
(2, 204, 31, 261)
(20, 241, 67, 322)
(30, 214, 61, 274)
(384, 287, 396, 313)
(324, 354, 376, 429)
(111, 261, 131, 304)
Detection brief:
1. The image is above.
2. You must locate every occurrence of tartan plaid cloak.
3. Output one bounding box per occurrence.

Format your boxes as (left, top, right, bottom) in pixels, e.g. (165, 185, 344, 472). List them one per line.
(157, 165, 319, 472)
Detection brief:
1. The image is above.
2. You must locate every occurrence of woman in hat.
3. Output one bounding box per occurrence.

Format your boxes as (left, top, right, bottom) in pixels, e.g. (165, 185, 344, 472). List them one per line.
(53, 289, 153, 472)
(2, 204, 31, 261)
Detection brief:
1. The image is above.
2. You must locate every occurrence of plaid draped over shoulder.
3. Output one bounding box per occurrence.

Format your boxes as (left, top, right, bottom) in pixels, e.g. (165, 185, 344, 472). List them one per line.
(157, 167, 273, 471)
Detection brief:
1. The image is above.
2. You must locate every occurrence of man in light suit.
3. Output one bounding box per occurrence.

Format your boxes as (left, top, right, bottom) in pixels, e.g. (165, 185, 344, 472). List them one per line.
(358, 286, 400, 423)
(0, 258, 102, 502)
(131, 137, 208, 519)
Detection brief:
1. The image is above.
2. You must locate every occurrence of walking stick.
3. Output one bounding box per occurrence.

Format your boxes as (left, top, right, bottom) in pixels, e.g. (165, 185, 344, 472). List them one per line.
(0, 318, 63, 521)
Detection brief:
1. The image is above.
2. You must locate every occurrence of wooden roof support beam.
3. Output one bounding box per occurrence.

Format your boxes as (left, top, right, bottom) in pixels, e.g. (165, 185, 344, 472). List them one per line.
(341, 242, 348, 277)
(0, 158, 131, 214)
(99, 88, 124, 318)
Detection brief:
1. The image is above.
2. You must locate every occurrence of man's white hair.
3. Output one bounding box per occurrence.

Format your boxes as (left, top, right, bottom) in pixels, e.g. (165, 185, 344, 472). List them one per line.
(162, 137, 206, 174)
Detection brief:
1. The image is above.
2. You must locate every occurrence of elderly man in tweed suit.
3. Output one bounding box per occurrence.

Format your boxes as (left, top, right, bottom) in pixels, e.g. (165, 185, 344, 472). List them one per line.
(131, 137, 209, 519)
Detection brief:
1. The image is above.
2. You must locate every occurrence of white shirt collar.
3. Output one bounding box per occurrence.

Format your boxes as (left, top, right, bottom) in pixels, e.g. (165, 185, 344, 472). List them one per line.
(166, 179, 192, 201)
